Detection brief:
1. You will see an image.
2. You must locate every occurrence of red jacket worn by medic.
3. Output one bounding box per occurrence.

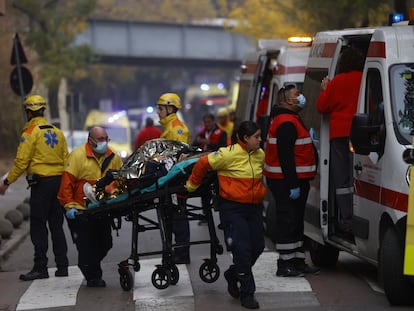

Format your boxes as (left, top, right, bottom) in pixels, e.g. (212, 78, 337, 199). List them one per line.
(317, 71, 362, 140)
(264, 112, 317, 181)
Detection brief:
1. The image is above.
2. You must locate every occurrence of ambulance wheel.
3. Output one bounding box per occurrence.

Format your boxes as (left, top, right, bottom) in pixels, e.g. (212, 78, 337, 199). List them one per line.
(151, 267, 171, 289)
(199, 259, 220, 283)
(380, 227, 414, 305)
(168, 264, 180, 285)
(307, 238, 339, 268)
(119, 269, 134, 291)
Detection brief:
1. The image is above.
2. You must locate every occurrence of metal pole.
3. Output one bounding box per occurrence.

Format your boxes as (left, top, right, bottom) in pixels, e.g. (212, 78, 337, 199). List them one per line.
(13, 34, 27, 120)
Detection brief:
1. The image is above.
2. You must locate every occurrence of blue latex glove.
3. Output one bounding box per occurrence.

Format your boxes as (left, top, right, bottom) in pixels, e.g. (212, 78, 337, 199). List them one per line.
(66, 208, 77, 219)
(289, 187, 300, 200)
(309, 127, 317, 141)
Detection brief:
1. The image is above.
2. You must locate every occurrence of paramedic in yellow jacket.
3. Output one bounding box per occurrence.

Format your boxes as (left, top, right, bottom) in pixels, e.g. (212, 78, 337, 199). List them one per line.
(156, 92, 192, 263)
(157, 92, 190, 144)
(186, 121, 266, 310)
(0, 95, 69, 281)
(58, 126, 123, 287)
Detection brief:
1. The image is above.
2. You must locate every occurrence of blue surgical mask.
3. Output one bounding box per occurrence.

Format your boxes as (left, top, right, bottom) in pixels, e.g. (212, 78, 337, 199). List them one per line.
(93, 141, 108, 154)
(297, 94, 307, 108)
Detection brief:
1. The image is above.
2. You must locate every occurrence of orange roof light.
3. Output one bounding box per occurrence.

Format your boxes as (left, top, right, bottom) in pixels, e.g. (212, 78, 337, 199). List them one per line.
(288, 36, 313, 44)
(410, 8, 414, 25)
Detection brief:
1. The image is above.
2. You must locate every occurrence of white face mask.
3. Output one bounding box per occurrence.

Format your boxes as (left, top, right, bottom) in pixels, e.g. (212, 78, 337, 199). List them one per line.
(296, 94, 307, 108)
(93, 141, 108, 154)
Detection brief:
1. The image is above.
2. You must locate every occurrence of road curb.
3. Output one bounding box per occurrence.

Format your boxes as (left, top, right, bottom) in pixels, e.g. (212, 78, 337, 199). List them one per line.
(0, 221, 29, 270)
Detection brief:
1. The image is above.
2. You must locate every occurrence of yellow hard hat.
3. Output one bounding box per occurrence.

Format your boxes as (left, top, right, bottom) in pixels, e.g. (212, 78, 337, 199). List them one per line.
(24, 95, 47, 111)
(157, 93, 182, 109)
(217, 107, 228, 117)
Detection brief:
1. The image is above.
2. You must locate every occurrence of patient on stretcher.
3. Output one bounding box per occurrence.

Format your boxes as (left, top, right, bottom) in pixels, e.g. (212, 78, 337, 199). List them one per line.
(83, 138, 205, 207)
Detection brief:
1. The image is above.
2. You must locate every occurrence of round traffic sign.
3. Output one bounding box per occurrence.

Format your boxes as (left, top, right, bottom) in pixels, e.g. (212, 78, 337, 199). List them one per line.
(10, 66, 33, 96)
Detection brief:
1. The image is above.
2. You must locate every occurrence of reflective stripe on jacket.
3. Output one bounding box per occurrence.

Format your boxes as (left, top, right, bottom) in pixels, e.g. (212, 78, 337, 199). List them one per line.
(264, 113, 316, 179)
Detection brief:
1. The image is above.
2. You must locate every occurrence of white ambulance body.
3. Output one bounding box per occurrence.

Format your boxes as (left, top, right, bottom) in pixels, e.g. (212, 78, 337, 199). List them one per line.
(234, 38, 311, 141)
(299, 22, 414, 305)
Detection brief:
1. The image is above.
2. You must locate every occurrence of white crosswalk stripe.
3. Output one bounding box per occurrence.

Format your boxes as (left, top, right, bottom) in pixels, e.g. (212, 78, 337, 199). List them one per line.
(254, 252, 312, 292)
(16, 266, 83, 310)
(133, 258, 194, 311)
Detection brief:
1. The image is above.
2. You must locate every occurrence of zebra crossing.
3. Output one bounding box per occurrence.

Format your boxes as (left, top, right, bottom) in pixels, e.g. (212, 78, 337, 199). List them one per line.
(13, 252, 317, 310)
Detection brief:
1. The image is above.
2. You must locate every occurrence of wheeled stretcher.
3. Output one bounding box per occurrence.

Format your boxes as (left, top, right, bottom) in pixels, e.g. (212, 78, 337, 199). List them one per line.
(79, 139, 224, 291)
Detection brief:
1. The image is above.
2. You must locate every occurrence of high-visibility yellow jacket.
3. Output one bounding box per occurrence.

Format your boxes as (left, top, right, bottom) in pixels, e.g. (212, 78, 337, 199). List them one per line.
(57, 143, 123, 210)
(7, 116, 68, 183)
(159, 113, 190, 144)
(186, 140, 266, 204)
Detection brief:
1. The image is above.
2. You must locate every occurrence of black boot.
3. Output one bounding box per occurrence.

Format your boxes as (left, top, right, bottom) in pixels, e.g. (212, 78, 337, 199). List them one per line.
(240, 295, 259, 309)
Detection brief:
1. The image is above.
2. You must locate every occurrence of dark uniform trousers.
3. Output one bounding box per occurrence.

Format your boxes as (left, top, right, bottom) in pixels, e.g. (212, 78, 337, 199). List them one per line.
(67, 215, 113, 281)
(30, 176, 68, 272)
(172, 199, 190, 260)
(330, 138, 354, 222)
(219, 200, 264, 298)
(266, 178, 310, 269)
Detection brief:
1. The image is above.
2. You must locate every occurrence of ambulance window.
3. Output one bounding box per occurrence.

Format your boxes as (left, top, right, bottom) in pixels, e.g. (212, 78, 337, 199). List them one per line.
(365, 69, 385, 149)
(390, 63, 414, 144)
(366, 69, 384, 126)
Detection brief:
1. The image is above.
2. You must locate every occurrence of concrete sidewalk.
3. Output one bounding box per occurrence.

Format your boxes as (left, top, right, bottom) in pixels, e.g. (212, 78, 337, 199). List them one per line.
(0, 176, 30, 268)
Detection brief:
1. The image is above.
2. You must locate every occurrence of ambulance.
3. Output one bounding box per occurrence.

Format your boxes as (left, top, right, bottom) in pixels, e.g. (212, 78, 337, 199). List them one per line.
(296, 14, 414, 305)
(234, 37, 312, 142)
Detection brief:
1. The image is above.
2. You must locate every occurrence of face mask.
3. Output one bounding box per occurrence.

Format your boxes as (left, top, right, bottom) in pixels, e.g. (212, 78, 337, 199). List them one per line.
(296, 94, 307, 108)
(93, 141, 108, 154)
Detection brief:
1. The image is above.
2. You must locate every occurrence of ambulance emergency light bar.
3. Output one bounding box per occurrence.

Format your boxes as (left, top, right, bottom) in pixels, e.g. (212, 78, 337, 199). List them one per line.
(258, 37, 312, 50)
(389, 13, 404, 25)
(389, 8, 414, 25)
(287, 36, 313, 43)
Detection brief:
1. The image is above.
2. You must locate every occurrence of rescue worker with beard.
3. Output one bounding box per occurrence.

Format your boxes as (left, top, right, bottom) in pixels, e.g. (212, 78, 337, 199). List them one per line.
(58, 126, 123, 287)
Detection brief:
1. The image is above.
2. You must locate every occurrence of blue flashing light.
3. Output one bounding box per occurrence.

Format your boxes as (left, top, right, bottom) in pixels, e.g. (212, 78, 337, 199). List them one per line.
(389, 13, 404, 25)
(146, 106, 154, 113)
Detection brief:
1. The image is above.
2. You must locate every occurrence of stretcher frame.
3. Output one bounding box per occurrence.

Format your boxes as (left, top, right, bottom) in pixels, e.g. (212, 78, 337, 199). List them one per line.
(80, 165, 224, 291)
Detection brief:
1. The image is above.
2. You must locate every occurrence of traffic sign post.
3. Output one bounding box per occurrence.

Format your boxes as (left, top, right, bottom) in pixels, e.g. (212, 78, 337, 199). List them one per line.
(10, 33, 32, 103)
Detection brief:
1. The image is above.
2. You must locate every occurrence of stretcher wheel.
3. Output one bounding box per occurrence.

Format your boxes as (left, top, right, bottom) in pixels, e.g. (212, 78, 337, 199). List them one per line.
(199, 259, 220, 283)
(119, 269, 134, 291)
(168, 264, 180, 285)
(133, 262, 141, 272)
(215, 244, 224, 255)
(151, 266, 172, 289)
